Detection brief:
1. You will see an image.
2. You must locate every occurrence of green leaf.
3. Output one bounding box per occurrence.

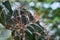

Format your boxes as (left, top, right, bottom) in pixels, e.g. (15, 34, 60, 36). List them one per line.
(56, 28, 60, 36)
(52, 23, 57, 30)
(45, 0, 53, 2)
(0, 6, 6, 25)
(2, 0, 13, 16)
(53, 8, 60, 17)
(31, 6, 39, 11)
(0, 11, 6, 25)
(0, 6, 2, 11)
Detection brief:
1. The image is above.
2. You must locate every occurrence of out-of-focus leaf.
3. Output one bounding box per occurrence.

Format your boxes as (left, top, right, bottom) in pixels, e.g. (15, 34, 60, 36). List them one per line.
(38, 0, 44, 2)
(26, 0, 31, 2)
(0, 29, 11, 40)
(45, 0, 53, 2)
(2, 0, 13, 16)
(53, 8, 60, 17)
(0, 11, 6, 25)
(52, 23, 58, 30)
(0, 23, 5, 34)
(0, 23, 5, 29)
(1, 29, 11, 37)
(56, 28, 60, 36)
(2, 0, 7, 2)
(0, 37, 7, 40)
(32, 6, 39, 11)
(7, 36, 12, 40)
(0, 6, 2, 11)
(15, 0, 19, 2)
(55, 0, 60, 2)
